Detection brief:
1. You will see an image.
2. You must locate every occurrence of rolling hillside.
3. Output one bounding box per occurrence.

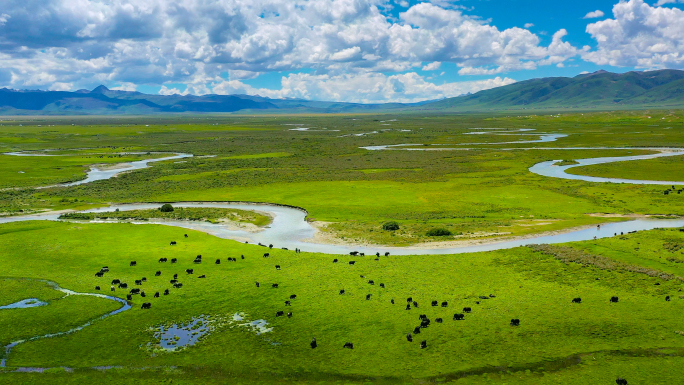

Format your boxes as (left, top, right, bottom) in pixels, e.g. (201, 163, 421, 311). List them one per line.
(421, 69, 684, 112)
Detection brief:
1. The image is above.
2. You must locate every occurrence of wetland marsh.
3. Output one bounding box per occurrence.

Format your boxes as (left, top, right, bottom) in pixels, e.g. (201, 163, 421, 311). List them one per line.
(1, 111, 684, 384)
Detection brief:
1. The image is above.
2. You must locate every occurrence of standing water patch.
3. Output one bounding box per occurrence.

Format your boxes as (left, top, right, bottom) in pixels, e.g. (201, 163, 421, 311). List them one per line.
(0, 299, 48, 310)
(152, 316, 214, 351)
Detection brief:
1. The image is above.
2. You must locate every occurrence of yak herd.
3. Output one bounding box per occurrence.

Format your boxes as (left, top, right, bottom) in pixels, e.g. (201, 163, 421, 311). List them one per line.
(90, 232, 635, 385)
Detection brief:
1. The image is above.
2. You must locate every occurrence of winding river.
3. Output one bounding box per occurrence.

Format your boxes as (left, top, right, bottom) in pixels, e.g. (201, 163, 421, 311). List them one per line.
(2, 152, 193, 188)
(2, 137, 684, 255)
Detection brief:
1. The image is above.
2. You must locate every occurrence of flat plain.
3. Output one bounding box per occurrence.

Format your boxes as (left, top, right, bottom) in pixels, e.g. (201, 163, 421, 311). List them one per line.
(1, 111, 684, 384)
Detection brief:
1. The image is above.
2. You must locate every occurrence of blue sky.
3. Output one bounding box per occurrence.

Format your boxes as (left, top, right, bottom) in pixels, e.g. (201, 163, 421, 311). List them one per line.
(2, 0, 684, 102)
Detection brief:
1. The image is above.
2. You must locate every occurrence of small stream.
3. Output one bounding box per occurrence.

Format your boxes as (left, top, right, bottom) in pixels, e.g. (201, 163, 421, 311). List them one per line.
(3, 152, 193, 188)
(0, 280, 130, 368)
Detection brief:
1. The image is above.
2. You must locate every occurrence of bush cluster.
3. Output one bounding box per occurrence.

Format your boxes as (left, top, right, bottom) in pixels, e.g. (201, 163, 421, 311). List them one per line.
(426, 228, 452, 237)
(382, 221, 400, 231)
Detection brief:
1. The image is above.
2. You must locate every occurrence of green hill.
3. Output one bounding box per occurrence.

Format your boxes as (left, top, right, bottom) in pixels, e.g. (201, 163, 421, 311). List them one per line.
(421, 69, 684, 112)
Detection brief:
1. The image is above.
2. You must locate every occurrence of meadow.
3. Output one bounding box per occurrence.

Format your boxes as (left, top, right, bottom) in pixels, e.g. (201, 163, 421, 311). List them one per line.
(1, 111, 684, 383)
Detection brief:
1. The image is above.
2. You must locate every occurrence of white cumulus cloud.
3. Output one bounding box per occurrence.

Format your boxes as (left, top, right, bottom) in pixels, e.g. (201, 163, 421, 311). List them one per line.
(583, 0, 684, 69)
(212, 72, 516, 103)
(0, 0, 578, 99)
(584, 10, 605, 19)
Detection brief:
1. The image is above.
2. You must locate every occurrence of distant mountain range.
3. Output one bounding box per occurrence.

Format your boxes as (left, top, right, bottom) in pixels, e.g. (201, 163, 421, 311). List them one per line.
(2, 69, 684, 115)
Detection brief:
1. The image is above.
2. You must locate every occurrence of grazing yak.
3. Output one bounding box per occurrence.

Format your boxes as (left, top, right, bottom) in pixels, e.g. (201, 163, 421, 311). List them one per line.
(441, 301, 448, 307)
(111, 286, 115, 291)
(111, 279, 121, 285)
(572, 298, 582, 303)
(366, 294, 372, 300)
(141, 277, 147, 282)
(154, 292, 160, 298)
(173, 283, 183, 288)
(141, 291, 146, 297)
(141, 303, 151, 309)
(349, 261, 356, 265)
(413, 301, 418, 308)
(255, 282, 260, 287)
(431, 301, 438, 307)
(385, 252, 390, 257)
(95, 286, 100, 290)
(118, 283, 128, 289)
(310, 338, 317, 349)
(95, 271, 104, 277)
(406, 297, 413, 303)
(413, 327, 421, 334)
(130, 261, 137, 266)
(406, 334, 413, 342)
(368, 280, 374, 285)
(285, 301, 291, 306)
(272, 283, 279, 288)
(343, 342, 354, 349)
(130, 288, 141, 294)
(276, 265, 281, 270)
(170, 241, 176, 245)
(339, 289, 345, 295)
(186, 269, 194, 274)
(610, 296, 619, 303)
(171, 258, 177, 263)
(510, 319, 520, 326)
(164, 289, 169, 295)
(405, 304, 411, 310)
(463, 307, 471, 313)
(126, 294, 132, 301)
(453, 314, 464, 320)
(287, 312, 292, 318)
(350, 251, 359, 256)
(198, 275, 206, 278)
(435, 318, 443, 323)
(101, 267, 109, 272)
(420, 340, 427, 349)
(155, 271, 161, 276)
(666, 296, 671, 302)
(276, 311, 284, 317)
(290, 294, 297, 299)
(380, 283, 385, 288)
(158, 258, 167, 263)
(135, 280, 143, 285)
(333, 259, 338, 263)
(391, 299, 394, 304)
(215, 259, 221, 264)
(263, 253, 270, 258)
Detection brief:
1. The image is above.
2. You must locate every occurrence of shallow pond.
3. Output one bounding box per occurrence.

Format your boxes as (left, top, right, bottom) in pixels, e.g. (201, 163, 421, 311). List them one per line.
(154, 316, 212, 351)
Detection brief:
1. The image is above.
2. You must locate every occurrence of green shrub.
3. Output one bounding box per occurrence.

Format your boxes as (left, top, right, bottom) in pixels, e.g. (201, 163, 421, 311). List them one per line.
(382, 221, 400, 231)
(426, 228, 452, 237)
(159, 204, 174, 213)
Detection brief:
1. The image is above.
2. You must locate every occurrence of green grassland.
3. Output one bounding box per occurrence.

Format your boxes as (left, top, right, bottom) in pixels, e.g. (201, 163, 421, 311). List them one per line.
(59, 207, 272, 226)
(1, 111, 684, 383)
(2, 111, 683, 245)
(569, 155, 684, 182)
(0, 221, 683, 383)
(0, 152, 168, 189)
